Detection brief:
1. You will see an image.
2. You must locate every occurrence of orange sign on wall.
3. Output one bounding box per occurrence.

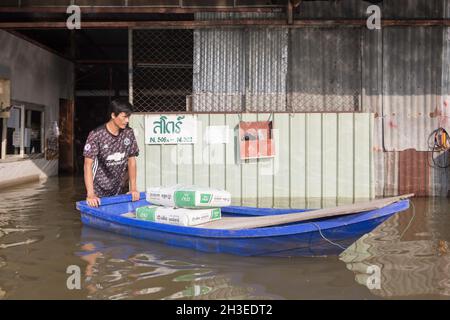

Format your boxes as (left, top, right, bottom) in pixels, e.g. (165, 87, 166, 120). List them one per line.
(239, 121, 275, 160)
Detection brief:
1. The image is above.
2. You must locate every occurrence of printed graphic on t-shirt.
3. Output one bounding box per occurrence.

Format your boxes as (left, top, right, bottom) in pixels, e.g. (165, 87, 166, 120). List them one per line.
(83, 125, 139, 197)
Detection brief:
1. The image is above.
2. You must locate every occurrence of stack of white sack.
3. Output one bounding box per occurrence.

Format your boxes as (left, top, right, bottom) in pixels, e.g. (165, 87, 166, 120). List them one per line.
(134, 185, 231, 227)
(135, 205, 221, 226)
(146, 185, 231, 208)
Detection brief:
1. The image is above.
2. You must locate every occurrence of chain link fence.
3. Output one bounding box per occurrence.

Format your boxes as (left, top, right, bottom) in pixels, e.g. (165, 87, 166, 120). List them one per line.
(132, 27, 361, 113)
(133, 29, 193, 113)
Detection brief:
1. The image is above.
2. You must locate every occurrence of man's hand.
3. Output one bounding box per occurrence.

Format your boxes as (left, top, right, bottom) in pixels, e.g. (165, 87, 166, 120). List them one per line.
(127, 157, 139, 202)
(86, 193, 100, 207)
(128, 190, 140, 202)
(84, 157, 99, 207)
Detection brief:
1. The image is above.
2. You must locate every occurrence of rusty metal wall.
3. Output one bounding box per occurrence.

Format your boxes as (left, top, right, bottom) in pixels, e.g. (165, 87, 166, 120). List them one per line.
(368, 25, 448, 197)
(374, 150, 450, 197)
(398, 149, 430, 197)
(382, 27, 443, 152)
(442, 2, 450, 133)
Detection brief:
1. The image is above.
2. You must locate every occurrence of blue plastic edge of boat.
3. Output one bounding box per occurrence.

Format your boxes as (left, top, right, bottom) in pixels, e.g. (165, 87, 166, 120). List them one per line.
(76, 193, 411, 239)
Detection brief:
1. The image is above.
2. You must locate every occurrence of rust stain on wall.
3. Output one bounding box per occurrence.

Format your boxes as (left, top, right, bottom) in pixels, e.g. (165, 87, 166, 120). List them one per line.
(399, 149, 430, 196)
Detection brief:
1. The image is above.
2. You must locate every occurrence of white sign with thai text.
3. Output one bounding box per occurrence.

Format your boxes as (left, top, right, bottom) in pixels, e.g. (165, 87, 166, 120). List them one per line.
(145, 115, 197, 145)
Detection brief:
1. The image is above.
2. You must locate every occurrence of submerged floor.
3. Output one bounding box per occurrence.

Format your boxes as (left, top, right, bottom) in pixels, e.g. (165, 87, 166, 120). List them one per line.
(0, 176, 449, 299)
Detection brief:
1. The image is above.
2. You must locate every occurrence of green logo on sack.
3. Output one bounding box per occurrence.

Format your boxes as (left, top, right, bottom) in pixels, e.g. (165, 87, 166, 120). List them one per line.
(211, 208, 221, 220)
(200, 193, 212, 204)
(136, 206, 157, 221)
(174, 191, 196, 207)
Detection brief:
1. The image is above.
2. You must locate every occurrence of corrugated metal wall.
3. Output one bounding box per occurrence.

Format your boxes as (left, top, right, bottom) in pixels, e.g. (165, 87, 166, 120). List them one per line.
(194, 12, 284, 20)
(295, 0, 444, 19)
(382, 27, 443, 152)
(131, 0, 450, 197)
(382, 0, 444, 19)
(193, 26, 360, 113)
(375, 150, 450, 197)
(295, 0, 367, 19)
(247, 29, 288, 112)
(130, 113, 374, 208)
(372, 25, 450, 197)
(192, 28, 288, 112)
(192, 29, 245, 111)
(289, 27, 362, 112)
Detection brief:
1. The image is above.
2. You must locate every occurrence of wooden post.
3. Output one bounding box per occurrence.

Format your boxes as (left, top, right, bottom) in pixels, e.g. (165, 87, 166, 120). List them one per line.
(1, 118, 6, 160)
(19, 104, 24, 158)
(287, 0, 293, 25)
(59, 99, 74, 173)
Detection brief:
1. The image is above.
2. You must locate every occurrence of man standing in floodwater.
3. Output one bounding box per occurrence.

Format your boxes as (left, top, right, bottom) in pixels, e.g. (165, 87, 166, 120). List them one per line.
(83, 99, 140, 207)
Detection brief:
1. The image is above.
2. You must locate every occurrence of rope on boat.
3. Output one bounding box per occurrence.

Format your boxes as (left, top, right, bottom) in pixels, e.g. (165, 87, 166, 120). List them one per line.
(310, 222, 347, 251)
(311, 199, 416, 252)
(399, 199, 416, 241)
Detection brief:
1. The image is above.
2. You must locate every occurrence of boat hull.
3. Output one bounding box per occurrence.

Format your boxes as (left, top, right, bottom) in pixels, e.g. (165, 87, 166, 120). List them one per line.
(76, 193, 410, 257)
(81, 213, 394, 257)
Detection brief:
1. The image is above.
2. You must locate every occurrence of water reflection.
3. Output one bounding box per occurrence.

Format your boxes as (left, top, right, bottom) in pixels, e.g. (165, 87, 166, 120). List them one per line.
(1, 177, 450, 299)
(76, 224, 381, 300)
(77, 227, 272, 300)
(0, 255, 5, 299)
(0, 177, 86, 299)
(340, 198, 450, 298)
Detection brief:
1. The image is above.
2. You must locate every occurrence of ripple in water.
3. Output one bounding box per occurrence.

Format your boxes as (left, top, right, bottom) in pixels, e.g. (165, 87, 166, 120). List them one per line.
(1, 177, 450, 299)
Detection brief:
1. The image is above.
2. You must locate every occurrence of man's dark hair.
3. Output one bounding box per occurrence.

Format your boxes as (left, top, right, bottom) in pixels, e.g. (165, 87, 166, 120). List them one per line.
(110, 99, 133, 117)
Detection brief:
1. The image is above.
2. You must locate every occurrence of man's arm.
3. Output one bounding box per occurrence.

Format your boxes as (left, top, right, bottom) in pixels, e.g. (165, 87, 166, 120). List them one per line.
(128, 156, 140, 201)
(84, 157, 100, 207)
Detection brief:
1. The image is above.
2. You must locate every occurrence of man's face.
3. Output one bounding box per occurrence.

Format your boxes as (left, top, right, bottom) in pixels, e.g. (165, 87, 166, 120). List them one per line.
(112, 112, 130, 129)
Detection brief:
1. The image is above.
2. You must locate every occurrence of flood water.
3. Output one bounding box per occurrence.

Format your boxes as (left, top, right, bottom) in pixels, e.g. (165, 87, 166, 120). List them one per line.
(0, 176, 449, 300)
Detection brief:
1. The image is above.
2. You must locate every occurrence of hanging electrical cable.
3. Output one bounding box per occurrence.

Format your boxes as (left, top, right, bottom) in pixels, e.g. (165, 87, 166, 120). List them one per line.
(427, 127, 450, 169)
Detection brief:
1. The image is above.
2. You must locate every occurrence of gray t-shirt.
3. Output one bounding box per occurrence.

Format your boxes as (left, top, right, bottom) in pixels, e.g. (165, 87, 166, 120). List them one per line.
(83, 125, 139, 197)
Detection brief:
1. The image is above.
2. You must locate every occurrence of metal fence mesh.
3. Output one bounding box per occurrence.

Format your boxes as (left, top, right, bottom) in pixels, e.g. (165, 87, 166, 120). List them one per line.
(133, 29, 193, 112)
(132, 27, 361, 113)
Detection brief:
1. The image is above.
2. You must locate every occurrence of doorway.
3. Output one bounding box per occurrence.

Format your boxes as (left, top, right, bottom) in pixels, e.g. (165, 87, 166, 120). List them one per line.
(59, 98, 74, 174)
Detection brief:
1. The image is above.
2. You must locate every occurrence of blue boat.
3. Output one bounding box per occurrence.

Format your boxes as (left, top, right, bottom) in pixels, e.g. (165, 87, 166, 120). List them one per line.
(76, 193, 410, 257)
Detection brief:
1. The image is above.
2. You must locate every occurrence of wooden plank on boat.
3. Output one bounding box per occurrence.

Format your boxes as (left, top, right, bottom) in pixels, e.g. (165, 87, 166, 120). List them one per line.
(198, 194, 414, 230)
(122, 212, 136, 218)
